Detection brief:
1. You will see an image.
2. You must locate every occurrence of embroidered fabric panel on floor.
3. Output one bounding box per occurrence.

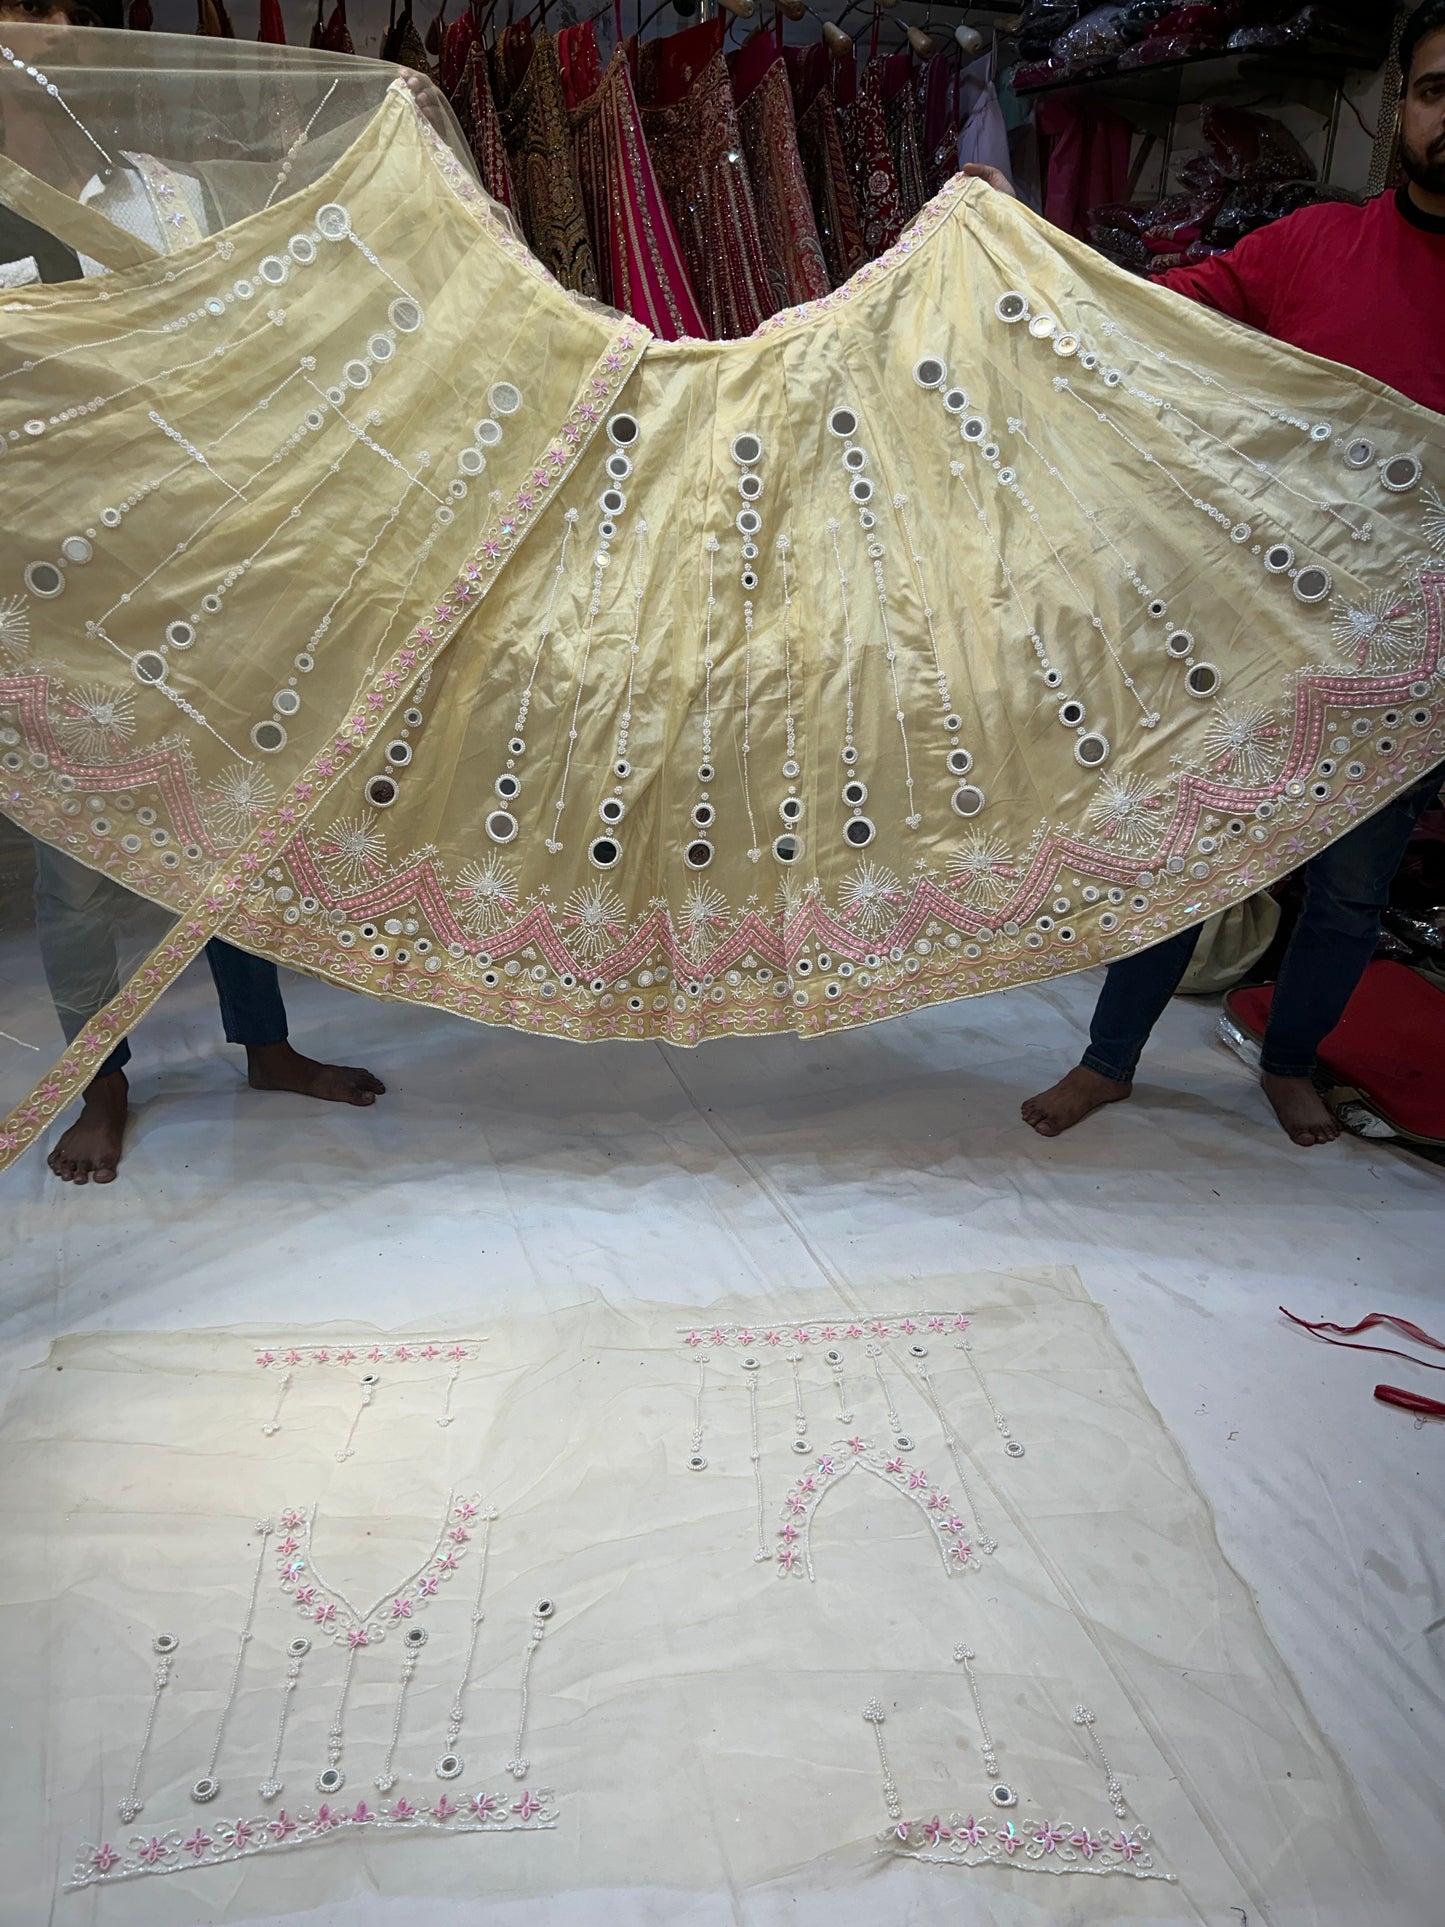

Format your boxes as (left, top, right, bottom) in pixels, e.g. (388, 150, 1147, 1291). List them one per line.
(3, 30, 1445, 1170)
(0, 1270, 1388, 1922)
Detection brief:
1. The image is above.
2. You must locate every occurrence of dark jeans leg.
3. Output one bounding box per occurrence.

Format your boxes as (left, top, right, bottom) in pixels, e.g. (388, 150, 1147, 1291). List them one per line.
(1081, 924, 1203, 1084)
(204, 939, 288, 1049)
(32, 840, 132, 1076)
(1260, 760, 1445, 1078)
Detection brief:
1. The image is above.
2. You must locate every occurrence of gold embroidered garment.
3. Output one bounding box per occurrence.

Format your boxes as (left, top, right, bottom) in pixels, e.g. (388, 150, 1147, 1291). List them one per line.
(2, 29, 1444, 1167)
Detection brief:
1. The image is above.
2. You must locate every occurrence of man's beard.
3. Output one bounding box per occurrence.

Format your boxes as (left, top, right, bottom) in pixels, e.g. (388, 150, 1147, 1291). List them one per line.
(1400, 129, 1445, 198)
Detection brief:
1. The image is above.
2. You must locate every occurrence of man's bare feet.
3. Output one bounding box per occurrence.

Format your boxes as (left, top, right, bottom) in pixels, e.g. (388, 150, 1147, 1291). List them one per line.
(1021, 1065, 1132, 1138)
(48, 1069, 128, 1184)
(1260, 1071, 1340, 1147)
(246, 1040, 385, 1107)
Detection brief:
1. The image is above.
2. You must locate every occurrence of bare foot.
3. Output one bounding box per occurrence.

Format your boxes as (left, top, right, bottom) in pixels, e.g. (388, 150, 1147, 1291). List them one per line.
(1261, 1071, 1340, 1147)
(48, 1070, 128, 1185)
(1021, 1065, 1132, 1138)
(245, 1039, 385, 1106)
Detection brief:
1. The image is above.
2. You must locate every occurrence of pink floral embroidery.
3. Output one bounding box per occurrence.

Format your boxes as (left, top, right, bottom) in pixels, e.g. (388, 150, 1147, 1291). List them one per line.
(91, 1844, 119, 1872)
(513, 1790, 542, 1820)
(268, 1811, 297, 1841)
(926, 1493, 950, 1511)
(448, 1526, 470, 1545)
(785, 1493, 808, 1515)
(390, 1597, 413, 1619)
(293, 1585, 316, 1606)
(885, 1457, 904, 1476)
(1071, 1829, 1100, 1859)
(314, 1804, 344, 1832)
(820, 1326, 838, 1340)
(794, 1328, 811, 1343)
(919, 1816, 950, 1846)
(346, 1627, 370, 1649)
(181, 1827, 211, 1859)
(900, 1319, 917, 1334)
(710, 1328, 728, 1347)
(395, 1345, 413, 1362)
(764, 1330, 783, 1346)
(907, 1470, 929, 1490)
(337, 1348, 357, 1365)
(437, 1551, 460, 1572)
(778, 1545, 801, 1571)
(954, 1315, 970, 1331)
(996, 1823, 1022, 1855)
(256, 1351, 276, 1368)
(434, 1795, 458, 1822)
(736, 1329, 755, 1345)
(794, 1475, 816, 1494)
(1034, 1821, 1067, 1853)
(350, 1802, 372, 1824)
(417, 1575, 439, 1598)
(956, 1815, 986, 1847)
(277, 1537, 299, 1558)
(948, 1541, 974, 1565)
(1114, 1831, 1144, 1862)
(927, 1317, 946, 1333)
(893, 1818, 912, 1841)
(421, 1344, 440, 1360)
(313, 1349, 330, 1365)
(283, 1349, 302, 1367)
(472, 1793, 501, 1820)
(848, 1436, 867, 1453)
(137, 1835, 169, 1865)
(845, 1325, 864, 1340)
(368, 1347, 386, 1363)
(871, 1322, 890, 1337)
(817, 1457, 837, 1477)
(391, 1798, 417, 1820)
(280, 1509, 305, 1529)
(313, 1602, 337, 1624)
(778, 1522, 798, 1543)
(447, 1344, 469, 1361)
(684, 1332, 702, 1347)
(945, 1517, 969, 1536)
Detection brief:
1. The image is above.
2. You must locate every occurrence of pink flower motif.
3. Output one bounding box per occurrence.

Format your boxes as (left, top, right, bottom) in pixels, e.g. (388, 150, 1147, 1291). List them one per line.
(764, 1330, 783, 1346)
(885, 1457, 904, 1476)
(91, 1844, 120, 1873)
(437, 1551, 460, 1572)
(417, 1575, 440, 1598)
(368, 1347, 386, 1363)
(919, 1817, 950, 1846)
(448, 1526, 470, 1545)
(907, 1470, 929, 1490)
(473, 1792, 501, 1819)
(293, 1584, 316, 1606)
(346, 1627, 370, 1649)
(956, 1815, 986, 1847)
(283, 1349, 302, 1367)
(390, 1596, 413, 1619)
(845, 1325, 864, 1340)
(926, 1493, 950, 1512)
(280, 1509, 305, 1529)
(313, 1602, 336, 1624)
(794, 1328, 811, 1343)
(778, 1522, 798, 1543)
(871, 1322, 890, 1337)
(816, 1457, 837, 1477)
(434, 1795, 458, 1822)
(996, 1823, 1022, 1855)
(314, 1804, 344, 1832)
(893, 1819, 912, 1842)
(736, 1329, 755, 1345)
(391, 1798, 417, 1821)
(1034, 1822, 1067, 1853)
(794, 1475, 816, 1494)
(513, 1790, 542, 1820)
(337, 1348, 357, 1365)
(684, 1331, 702, 1348)
(350, 1802, 372, 1824)
(181, 1827, 211, 1860)
(395, 1345, 413, 1362)
(138, 1835, 169, 1865)
(900, 1319, 917, 1334)
(710, 1329, 728, 1347)
(820, 1326, 838, 1340)
(778, 1545, 801, 1571)
(785, 1493, 808, 1515)
(948, 1541, 974, 1565)
(954, 1315, 970, 1331)
(217, 1817, 254, 1849)
(927, 1317, 946, 1333)
(1114, 1832, 1144, 1862)
(1071, 1829, 1100, 1859)
(447, 1345, 469, 1361)
(268, 1811, 297, 1841)
(277, 1537, 299, 1557)
(420, 1344, 440, 1361)
(945, 1517, 969, 1536)
(313, 1349, 330, 1365)
(256, 1351, 276, 1368)
(848, 1436, 867, 1453)
(454, 1499, 479, 1521)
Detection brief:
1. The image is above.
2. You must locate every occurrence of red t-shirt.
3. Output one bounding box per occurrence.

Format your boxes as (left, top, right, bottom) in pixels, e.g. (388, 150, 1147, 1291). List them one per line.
(1159, 188, 1445, 416)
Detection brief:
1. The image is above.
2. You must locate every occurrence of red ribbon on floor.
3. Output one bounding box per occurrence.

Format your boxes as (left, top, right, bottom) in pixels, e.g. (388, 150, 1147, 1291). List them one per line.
(1279, 1308, 1445, 1373)
(1374, 1384, 1445, 1420)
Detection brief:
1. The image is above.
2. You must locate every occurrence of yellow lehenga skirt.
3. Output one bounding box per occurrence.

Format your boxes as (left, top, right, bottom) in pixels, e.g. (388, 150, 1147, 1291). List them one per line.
(1, 30, 1443, 1167)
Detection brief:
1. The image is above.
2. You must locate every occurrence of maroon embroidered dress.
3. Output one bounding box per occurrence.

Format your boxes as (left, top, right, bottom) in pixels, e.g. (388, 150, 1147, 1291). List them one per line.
(637, 17, 773, 339)
(491, 21, 600, 299)
(728, 28, 829, 312)
(919, 50, 961, 199)
(558, 19, 707, 340)
(784, 42, 865, 289)
(835, 43, 904, 258)
(449, 40, 517, 217)
(877, 51, 927, 227)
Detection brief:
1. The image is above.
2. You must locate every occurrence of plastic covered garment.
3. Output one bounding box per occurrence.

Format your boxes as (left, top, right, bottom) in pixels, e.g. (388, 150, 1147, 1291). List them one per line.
(0, 1270, 1403, 1919)
(3, 27, 1445, 1170)
(558, 18, 707, 342)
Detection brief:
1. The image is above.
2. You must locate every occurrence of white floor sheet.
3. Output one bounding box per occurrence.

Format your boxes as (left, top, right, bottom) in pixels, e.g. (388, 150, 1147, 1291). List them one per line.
(1, 957, 1442, 1926)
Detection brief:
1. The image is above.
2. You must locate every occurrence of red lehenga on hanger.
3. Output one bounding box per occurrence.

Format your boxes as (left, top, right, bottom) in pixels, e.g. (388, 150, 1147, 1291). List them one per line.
(835, 40, 903, 257)
(491, 20, 600, 297)
(309, 0, 352, 54)
(557, 18, 707, 340)
(438, 4, 478, 94)
(450, 40, 517, 215)
(637, 15, 773, 339)
(784, 41, 864, 288)
(727, 27, 829, 311)
(919, 48, 960, 198)
(876, 49, 927, 225)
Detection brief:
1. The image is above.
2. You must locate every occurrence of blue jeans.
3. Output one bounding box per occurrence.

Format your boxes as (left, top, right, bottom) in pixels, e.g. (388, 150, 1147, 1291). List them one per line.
(32, 843, 288, 1080)
(1082, 760, 1445, 1083)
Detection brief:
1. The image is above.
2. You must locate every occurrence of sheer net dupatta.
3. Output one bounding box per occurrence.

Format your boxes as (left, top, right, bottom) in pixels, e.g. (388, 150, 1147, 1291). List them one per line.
(0, 26, 645, 1167)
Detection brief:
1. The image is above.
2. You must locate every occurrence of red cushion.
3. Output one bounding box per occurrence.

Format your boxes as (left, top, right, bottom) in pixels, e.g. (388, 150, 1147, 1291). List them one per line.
(1226, 962, 1445, 1140)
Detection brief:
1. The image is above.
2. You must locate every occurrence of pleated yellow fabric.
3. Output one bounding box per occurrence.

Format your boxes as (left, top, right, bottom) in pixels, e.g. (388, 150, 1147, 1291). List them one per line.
(2, 52, 1444, 1165)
